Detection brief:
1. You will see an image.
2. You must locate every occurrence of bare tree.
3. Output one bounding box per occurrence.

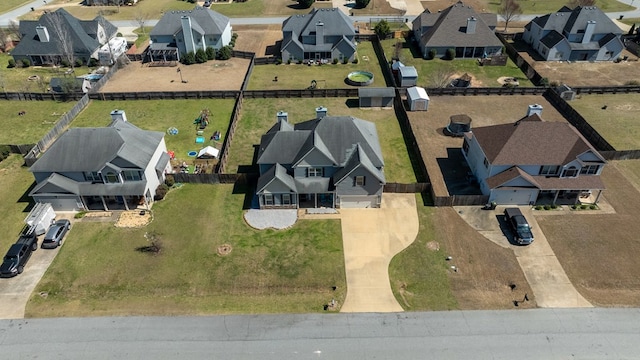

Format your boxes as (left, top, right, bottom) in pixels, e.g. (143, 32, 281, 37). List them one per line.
(135, 10, 149, 34)
(568, 0, 596, 8)
(8, 20, 22, 41)
(498, 0, 522, 31)
(48, 11, 75, 69)
(0, 27, 9, 52)
(429, 65, 455, 88)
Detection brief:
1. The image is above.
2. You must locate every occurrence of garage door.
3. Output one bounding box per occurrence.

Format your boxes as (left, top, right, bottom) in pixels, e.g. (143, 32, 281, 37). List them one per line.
(491, 190, 535, 205)
(35, 196, 83, 211)
(340, 195, 378, 208)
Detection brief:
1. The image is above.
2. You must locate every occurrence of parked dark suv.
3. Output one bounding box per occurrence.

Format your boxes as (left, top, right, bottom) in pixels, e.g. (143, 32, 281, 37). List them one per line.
(504, 208, 534, 245)
(0, 230, 38, 278)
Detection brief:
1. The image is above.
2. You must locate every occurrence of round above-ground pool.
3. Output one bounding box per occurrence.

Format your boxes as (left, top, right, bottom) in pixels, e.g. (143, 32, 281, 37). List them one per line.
(346, 71, 374, 86)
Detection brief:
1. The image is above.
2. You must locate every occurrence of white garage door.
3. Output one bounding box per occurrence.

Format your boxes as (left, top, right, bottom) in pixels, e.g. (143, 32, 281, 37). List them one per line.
(35, 197, 83, 211)
(491, 190, 535, 205)
(340, 196, 378, 209)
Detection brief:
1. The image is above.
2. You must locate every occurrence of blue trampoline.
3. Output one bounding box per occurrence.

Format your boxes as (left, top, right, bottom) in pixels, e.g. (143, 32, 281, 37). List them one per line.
(188, 151, 197, 157)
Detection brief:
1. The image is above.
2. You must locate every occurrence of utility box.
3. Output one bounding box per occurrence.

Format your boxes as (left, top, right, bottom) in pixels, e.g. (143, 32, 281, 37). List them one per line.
(24, 203, 56, 236)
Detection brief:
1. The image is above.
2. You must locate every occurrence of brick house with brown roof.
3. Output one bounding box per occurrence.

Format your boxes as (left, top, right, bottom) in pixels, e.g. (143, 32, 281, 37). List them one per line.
(461, 105, 606, 205)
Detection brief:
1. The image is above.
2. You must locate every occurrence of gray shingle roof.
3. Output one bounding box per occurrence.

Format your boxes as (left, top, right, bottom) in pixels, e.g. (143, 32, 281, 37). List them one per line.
(30, 119, 165, 173)
(414, 2, 502, 49)
(256, 163, 297, 194)
(282, 8, 354, 38)
(563, 6, 622, 36)
(12, 8, 116, 58)
(540, 30, 565, 48)
(333, 144, 386, 185)
(150, 6, 230, 37)
(358, 87, 395, 98)
(29, 172, 147, 196)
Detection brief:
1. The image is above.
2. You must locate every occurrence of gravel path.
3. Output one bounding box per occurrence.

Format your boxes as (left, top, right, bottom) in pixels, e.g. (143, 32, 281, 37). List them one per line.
(243, 209, 298, 230)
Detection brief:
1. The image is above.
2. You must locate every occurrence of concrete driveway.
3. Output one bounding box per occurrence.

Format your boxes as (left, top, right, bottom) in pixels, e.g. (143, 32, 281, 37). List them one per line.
(455, 206, 592, 308)
(339, 193, 418, 313)
(0, 214, 74, 319)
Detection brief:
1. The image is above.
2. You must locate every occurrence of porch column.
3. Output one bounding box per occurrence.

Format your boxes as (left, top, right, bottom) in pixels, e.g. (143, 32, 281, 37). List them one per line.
(101, 196, 108, 211)
(594, 190, 603, 204)
(79, 196, 89, 210)
(552, 191, 559, 205)
(123, 196, 130, 211)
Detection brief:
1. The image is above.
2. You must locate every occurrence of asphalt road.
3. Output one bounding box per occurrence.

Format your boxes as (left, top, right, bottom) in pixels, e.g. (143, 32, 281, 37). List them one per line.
(1, 308, 639, 359)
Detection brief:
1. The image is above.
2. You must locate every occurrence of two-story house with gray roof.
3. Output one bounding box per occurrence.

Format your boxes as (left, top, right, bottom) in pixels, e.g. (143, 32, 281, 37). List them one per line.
(256, 107, 385, 209)
(281, 8, 356, 63)
(11, 8, 117, 66)
(523, 6, 623, 61)
(28, 110, 172, 212)
(412, 2, 502, 59)
(149, 6, 232, 62)
(462, 105, 606, 205)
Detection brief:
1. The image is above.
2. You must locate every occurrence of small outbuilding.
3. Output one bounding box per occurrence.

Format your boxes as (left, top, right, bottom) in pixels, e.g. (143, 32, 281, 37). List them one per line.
(397, 65, 418, 87)
(197, 145, 219, 159)
(358, 87, 395, 108)
(50, 77, 91, 93)
(406, 86, 429, 111)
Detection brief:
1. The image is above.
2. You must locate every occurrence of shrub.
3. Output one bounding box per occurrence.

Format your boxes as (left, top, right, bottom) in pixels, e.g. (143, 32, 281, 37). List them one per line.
(154, 184, 170, 201)
(22, 59, 31, 67)
(232, 33, 238, 41)
(355, 0, 370, 8)
(444, 48, 455, 60)
(116, 32, 123, 37)
(550, 204, 557, 209)
(181, 51, 196, 65)
(276, 58, 282, 65)
(287, 58, 291, 64)
(297, 0, 314, 8)
(74, 58, 84, 67)
(428, 49, 437, 60)
(217, 45, 232, 60)
(332, 58, 339, 64)
(352, 58, 359, 64)
(195, 48, 208, 63)
(543, 204, 551, 210)
(165, 175, 175, 187)
(61, 59, 71, 67)
(549, 80, 560, 87)
(7, 59, 15, 68)
(74, 211, 87, 219)
(535, 205, 542, 210)
(374, 20, 391, 39)
(589, 205, 597, 210)
(342, 58, 348, 64)
(88, 58, 99, 67)
(206, 47, 216, 60)
(0, 145, 10, 162)
(571, 205, 577, 210)
(580, 204, 588, 210)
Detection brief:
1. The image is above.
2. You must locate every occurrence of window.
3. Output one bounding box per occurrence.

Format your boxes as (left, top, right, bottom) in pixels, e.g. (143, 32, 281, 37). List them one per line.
(483, 157, 489, 169)
(355, 176, 365, 186)
(562, 166, 579, 177)
(580, 165, 599, 175)
(462, 139, 469, 154)
(122, 170, 141, 181)
(84, 172, 102, 182)
(264, 194, 273, 206)
(308, 167, 322, 177)
(105, 172, 119, 183)
(282, 194, 291, 205)
(540, 165, 560, 176)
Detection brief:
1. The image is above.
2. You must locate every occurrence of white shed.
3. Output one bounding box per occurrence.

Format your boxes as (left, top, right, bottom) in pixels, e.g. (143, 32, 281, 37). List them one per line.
(406, 86, 429, 111)
(197, 146, 219, 159)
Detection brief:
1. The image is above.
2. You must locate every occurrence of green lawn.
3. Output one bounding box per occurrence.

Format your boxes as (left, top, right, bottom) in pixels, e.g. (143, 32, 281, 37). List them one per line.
(71, 99, 235, 163)
(0, 100, 77, 145)
(0, 0, 31, 14)
(0, 53, 97, 92)
(389, 196, 457, 311)
(487, 0, 632, 14)
(225, 97, 417, 183)
(247, 41, 387, 90)
(0, 155, 37, 253)
(27, 183, 346, 317)
(381, 38, 533, 88)
(569, 94, 640, 151)
(133, 26, 153, 48)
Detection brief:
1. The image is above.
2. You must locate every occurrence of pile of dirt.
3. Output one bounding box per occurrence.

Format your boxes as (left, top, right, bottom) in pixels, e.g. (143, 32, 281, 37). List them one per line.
(115, 211, 152, 228)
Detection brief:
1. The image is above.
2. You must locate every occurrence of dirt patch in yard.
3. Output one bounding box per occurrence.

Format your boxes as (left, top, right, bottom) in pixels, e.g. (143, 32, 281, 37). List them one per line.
(233, 25, 282, 57)
(100, 58, 250, 92)
(536, 162, 640, 307)
(115, 211, 152, 228)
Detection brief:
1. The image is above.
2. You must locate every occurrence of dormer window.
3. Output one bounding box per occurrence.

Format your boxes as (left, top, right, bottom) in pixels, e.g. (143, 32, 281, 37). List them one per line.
(105, 172, 119, 183)
(308, 167, 322, 177)
(580, 165, 599, 175)
(123, 170, 141, 181)
(561, 166, 578, 178)
(540, 165, 560, 176)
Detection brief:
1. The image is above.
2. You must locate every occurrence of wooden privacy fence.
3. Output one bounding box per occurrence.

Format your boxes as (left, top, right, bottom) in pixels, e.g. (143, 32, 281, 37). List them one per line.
(89, 90, 240, 100)
(433, 195, 489, 207)
(384, 183, 430, 193)
(422, 86, 546, 96)
(243, 88, 359, 98)
(573, 86, 640, 94)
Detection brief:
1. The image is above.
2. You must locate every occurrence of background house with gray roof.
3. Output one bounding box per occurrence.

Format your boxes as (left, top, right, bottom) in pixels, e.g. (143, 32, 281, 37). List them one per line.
(412, 1, 502, 59)
(11, 8, 117, 66)
(255, 107, 385, 209)
(29, 110, 172, 212)
(462, 104, 606, 205)
(150, 6, 231, 62)
(281, 8, 356, 63)
(522, 6, 623, 61)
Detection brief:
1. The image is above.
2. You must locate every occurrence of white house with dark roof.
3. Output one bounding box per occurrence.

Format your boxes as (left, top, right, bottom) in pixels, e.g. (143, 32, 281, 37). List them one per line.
(281, 8, 356, 63)
(11, 8, 117, 66)
(255, 107, 385, 209)
(29, 110, 172, 212)
(412, 1, 502, 59)
(461, 105, 607, 205)
(523, 6, 623, 61)
(149, 6, 232, 61)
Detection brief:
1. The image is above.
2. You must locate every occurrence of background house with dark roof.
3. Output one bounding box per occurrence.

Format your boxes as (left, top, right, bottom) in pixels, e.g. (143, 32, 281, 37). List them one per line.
(149, 6, 232, 62)
(255, 108, 385, 209)
(281, 8, 356, 63)
(29, 110, 172, 211)
(461, 104, 606, 205)
(522, 6, 623, 61)
(412, 1, 502, 59)
(11, 8, 117, 66)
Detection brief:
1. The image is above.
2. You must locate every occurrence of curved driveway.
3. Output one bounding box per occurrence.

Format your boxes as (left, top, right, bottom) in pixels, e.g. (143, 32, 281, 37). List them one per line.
(339, 193, 418, 312)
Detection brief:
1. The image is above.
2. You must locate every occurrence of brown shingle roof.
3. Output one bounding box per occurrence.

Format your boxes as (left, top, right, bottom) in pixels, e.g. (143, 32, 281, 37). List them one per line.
(486, 166, 606, 190)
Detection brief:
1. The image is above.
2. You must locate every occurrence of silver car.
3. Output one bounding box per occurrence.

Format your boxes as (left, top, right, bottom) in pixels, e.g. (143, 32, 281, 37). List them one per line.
(41, 220, 71, 249)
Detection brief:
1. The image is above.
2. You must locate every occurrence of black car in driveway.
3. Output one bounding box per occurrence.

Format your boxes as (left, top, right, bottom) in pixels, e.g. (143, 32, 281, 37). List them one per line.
(0, 231, 38, 278)
(41, 219, 71, 249)
(504, 208, 534, 245)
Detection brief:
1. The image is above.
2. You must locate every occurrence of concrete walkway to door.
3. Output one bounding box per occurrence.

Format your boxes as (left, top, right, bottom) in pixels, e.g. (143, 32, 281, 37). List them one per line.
(339, 194, 419, 312)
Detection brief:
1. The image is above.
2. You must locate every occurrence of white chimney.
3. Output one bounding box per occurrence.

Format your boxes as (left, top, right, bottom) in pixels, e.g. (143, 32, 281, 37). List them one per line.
(526, 104, 543, 117)
(316, 106, 327, 119)
(315, 22, 324, 45)
(582, 20, 596, 44)
(110, 109, 128, 122)
(277, 110, 288, 122)
(466, 17, 477, 34)
(36, 26, 50, 42)
(181, 16, 196, 54)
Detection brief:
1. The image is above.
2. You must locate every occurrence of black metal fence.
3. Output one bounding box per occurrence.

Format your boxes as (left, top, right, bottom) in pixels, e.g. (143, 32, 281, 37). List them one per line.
(89, 90, 240, 100)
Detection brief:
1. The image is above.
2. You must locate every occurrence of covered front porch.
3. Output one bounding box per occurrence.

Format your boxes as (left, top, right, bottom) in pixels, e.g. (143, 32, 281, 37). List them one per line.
(82, 194, 149, 211)
(534, 189, 604, 206)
